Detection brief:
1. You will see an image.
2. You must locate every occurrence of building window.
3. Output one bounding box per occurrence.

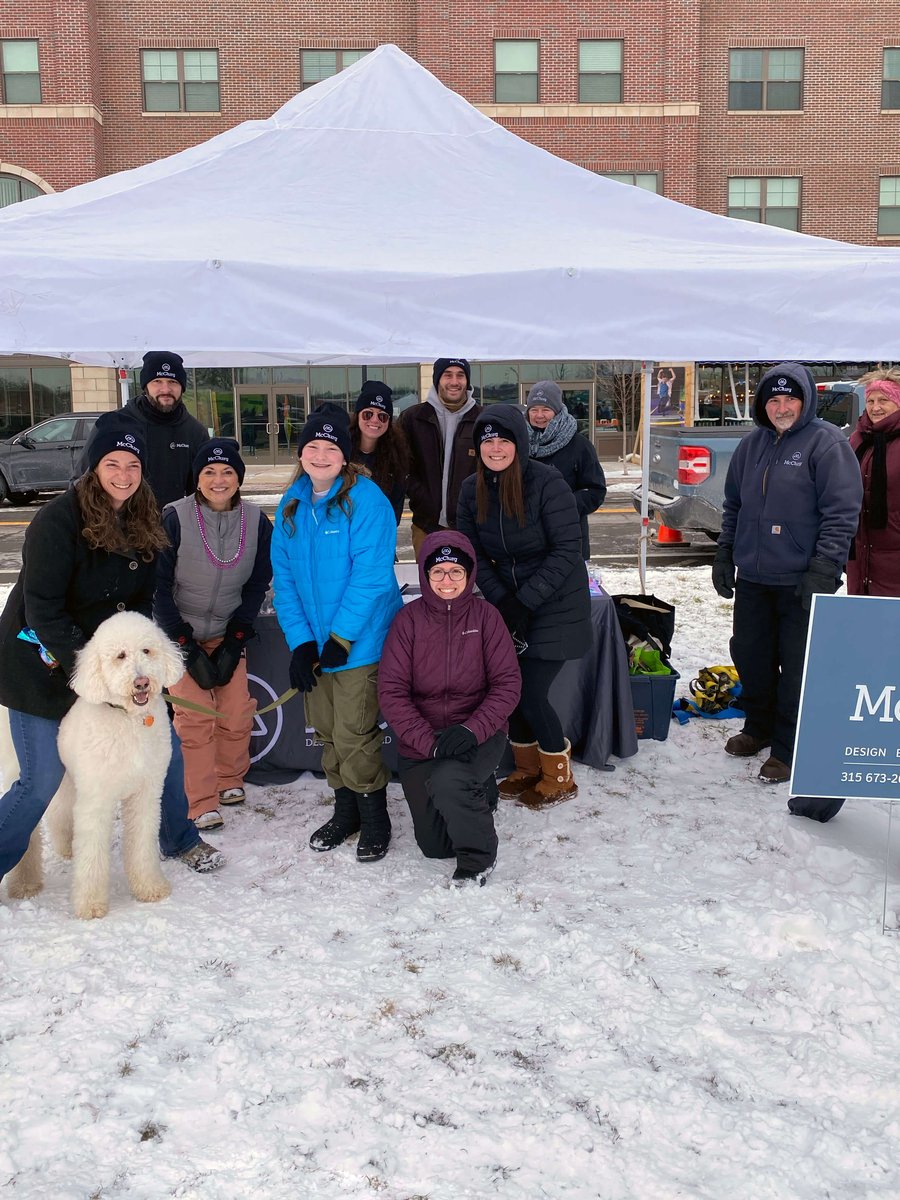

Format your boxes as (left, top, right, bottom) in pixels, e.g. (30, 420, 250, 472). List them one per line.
(1, 39, 41, 104)
(883, 50, 900, 109)
(728, 177, 800, 230)
(494, 40, 539, 103)
(878, 177, 900, 235)
(0, 173, 42, 208)
(141, 49, 219, 112)
(300, 49, 371, 89)
(578, 40, 622, 103)
(602, 172, 659, 193)
(728, 49, 803, 111)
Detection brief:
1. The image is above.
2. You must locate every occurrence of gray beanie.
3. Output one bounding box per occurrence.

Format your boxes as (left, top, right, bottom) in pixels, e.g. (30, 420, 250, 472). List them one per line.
(526, 380, 563, 415)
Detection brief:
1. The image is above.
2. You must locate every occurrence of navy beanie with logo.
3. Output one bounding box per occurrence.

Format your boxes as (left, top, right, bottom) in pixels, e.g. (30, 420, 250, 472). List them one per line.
(355, 380, 394, 419)
(193, 437, 245, 486)
(756, 370, 804, 406)
(140, 351, 187, 393)
(86, 427, 146, 472)
(298, 412, 352, 462)
(432, 358, 471, 391)
(423, 543, 474, 576)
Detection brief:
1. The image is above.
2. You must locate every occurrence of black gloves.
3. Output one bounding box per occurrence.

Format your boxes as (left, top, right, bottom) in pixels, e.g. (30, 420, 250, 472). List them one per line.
(798, 556, 840, 611)
(289, 641, 319, 693)
(180, 638, 220, 691)
(211, 620, 254, 687)
(498, 594, 531, 641)
(712, 545, 736, 599)
(434, 725, 478, 762)
(318, 636, 350, 671)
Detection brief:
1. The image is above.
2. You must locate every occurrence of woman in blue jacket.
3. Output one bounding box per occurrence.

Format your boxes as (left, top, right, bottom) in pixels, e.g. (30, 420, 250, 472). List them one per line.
(271, 411, 401, 862)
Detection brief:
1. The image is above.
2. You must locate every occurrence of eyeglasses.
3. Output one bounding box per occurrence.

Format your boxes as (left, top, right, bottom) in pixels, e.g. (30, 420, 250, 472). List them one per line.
(427, 567, 466, 581)
(360, 409, 389, 424)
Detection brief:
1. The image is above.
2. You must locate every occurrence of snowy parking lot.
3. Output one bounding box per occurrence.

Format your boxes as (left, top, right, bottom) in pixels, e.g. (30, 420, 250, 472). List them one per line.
(1, 566, 898, 1200)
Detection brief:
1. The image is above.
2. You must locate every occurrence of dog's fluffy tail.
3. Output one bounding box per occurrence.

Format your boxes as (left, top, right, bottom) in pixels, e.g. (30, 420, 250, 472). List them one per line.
(0, 706, 19, 792)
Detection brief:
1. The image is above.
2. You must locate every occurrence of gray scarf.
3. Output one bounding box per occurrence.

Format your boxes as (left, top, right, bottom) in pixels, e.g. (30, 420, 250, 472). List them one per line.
(528, 406, 578, 458)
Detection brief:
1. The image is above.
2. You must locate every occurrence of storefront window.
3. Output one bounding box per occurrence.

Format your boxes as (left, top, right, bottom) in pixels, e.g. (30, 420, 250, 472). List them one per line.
(0, 365, 71, 437)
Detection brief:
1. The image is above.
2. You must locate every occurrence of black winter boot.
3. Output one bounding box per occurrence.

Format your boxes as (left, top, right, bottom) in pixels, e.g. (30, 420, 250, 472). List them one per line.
(309, 786, 361, 852)
(356, 788, 391, 862)
(788, 796, 846, 823)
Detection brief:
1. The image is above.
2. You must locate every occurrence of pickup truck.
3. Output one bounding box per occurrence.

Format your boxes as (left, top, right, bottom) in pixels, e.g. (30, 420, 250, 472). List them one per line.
(632, 382, 865, 540)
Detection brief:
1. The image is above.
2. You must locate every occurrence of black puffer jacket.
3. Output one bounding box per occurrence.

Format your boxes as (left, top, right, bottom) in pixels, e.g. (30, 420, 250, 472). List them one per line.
(531, 432, 607, 558)
(456, 405, 591, 662)
(0, 489, 156, 720)
(77, 395, 208, 508)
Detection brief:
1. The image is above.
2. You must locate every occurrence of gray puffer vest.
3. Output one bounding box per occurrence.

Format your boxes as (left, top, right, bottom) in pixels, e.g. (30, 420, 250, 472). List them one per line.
(165, 496, 260, 640)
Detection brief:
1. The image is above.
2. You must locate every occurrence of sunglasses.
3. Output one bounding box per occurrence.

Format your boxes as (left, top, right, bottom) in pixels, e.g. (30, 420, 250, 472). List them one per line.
(427, 567, 466, 581)
(360, 408, 389, 424)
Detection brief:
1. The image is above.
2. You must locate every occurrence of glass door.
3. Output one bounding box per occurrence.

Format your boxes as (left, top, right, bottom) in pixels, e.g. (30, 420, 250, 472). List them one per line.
(235, 387, 308, 463)
(274, 391, 307, 463)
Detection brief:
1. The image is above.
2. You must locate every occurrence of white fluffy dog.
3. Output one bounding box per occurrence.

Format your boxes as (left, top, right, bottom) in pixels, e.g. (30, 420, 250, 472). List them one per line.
(5, 611, 184, 919)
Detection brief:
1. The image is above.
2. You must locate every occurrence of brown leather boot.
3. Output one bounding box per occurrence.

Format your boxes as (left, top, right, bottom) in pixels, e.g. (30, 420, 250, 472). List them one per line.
(518, 741, 578, 809)
(497, 741, 541, 799)
(724, 732, 770, 757)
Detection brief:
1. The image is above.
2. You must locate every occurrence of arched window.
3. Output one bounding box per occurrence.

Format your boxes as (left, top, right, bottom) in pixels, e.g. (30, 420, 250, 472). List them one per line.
(0, 173, 43, 209)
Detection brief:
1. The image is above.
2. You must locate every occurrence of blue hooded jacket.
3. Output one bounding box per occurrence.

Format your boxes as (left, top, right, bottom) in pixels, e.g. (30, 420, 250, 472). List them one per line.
(720, 362, 863, 585)
(271, 471, 401, 670)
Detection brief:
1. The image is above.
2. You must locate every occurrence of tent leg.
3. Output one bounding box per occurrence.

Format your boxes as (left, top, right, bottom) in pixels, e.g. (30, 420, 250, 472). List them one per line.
(882, 799, 897, 935)
(638, 361, 654, 593)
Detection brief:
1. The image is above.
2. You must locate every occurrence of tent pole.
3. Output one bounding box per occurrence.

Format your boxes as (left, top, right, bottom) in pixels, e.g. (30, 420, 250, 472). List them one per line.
(639, 360, 654, 592)
(118, 367, 130, 408)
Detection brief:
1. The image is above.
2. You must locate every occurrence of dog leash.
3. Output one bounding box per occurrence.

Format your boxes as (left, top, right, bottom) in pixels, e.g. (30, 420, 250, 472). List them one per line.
(162, 688, 300, 719)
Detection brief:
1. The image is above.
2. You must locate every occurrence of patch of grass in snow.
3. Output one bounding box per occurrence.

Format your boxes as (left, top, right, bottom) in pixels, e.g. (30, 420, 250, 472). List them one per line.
(252, 805, 277, 820)
(138, 1120, 165, 1142)
(404, 961, 422, 973)
(491, 951, 522, 972)
(430, 1043, 476, 1067)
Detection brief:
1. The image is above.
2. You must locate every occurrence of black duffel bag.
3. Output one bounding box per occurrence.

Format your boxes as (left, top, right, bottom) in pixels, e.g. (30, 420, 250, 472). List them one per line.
(612, 593, 675, 661)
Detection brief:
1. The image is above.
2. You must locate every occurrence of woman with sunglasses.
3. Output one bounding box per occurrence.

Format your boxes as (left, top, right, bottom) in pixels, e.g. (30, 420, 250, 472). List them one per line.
(378, 531, 520, 886)
(349, 381, 409, 525)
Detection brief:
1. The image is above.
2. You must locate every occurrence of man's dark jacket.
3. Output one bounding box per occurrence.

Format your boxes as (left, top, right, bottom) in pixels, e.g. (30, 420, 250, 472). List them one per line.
(78, 395, 208, 508)
(720, 362, 863, 586)
(401, 399, 481, 531)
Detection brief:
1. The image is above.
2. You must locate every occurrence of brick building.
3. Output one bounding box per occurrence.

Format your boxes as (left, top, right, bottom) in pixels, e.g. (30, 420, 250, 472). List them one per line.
(0, 1, 895, 448)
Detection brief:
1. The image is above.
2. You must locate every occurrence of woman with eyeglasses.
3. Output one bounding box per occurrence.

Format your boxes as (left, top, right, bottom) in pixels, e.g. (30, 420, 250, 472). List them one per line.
(349, 381, 409, 525)
(456, 404, 591, 810)
(378, 530, 520, 886)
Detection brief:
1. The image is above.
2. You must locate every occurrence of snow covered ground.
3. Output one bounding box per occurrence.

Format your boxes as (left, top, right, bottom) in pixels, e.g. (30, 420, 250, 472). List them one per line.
(2, 567, 899, 1200)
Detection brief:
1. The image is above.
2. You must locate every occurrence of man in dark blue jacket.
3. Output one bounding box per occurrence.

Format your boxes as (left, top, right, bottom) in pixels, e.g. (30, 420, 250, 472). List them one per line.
(711, 362, 862, 785)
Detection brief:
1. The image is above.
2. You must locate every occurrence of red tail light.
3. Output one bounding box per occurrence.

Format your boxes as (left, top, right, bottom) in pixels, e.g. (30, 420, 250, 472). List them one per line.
(677, 445, 711, 485)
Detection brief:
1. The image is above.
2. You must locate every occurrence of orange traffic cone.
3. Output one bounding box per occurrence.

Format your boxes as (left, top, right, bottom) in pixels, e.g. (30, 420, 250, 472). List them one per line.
(656, 524, 684, 544)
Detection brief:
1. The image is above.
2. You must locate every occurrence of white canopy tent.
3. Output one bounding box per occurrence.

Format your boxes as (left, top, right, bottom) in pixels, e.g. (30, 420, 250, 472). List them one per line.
(1, 43, 900, 368)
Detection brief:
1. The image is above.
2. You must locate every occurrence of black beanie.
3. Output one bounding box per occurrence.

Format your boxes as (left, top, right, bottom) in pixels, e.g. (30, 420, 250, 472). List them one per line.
(756, 370, 804, 406)
(193, 438, 245, 486)
(355, 380, 393, 419)
(140, 351, 187, 393)
(476, 411, 521, 446)
(86, 427, 146, 472)
(433, 358, 471, 391)
(298, 412, 352, 462)
(423, 543, 474, 575)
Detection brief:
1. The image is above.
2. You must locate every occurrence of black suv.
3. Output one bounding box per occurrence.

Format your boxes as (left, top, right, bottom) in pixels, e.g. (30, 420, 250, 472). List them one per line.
(0, 413, 102, 504)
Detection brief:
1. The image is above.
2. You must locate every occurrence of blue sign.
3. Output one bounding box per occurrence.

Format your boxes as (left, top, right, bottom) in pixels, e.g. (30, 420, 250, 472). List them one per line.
(792, 594, 900, 800)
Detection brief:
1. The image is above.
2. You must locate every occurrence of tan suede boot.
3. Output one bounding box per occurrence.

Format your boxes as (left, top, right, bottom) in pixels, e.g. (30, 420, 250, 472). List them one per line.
(497, 740, 541, 799)
(518, 741, 578, 809)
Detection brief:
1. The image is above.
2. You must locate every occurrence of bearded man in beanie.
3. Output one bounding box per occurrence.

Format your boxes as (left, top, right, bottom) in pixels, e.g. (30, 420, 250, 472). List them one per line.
(712, 362, 862, 790)
(401, 358, 481, 559)
(78, 351, 209, 508)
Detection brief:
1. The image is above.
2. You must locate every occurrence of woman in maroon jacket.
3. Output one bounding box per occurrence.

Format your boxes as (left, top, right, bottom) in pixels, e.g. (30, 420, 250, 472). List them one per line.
(378, 530, 521, 886)
(847, 368, 900, 597)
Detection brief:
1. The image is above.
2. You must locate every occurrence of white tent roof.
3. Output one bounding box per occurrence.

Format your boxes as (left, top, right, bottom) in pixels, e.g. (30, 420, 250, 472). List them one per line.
(2, 44, 900, 367)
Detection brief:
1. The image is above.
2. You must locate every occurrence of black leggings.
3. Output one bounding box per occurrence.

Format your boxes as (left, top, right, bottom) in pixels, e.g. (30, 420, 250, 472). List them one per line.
(507, 658, 566, 752)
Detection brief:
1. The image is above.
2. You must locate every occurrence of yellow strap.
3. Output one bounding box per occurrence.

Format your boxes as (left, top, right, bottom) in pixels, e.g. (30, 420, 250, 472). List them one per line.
(163, 693, 224, 719)
(255, 687, 300, 716)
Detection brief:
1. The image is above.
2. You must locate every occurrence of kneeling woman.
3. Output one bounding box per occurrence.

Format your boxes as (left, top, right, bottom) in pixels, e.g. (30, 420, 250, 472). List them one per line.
(0, 430, 218, 884)
(456, 404, 592, 808)
(378, 532, 520, 886)
(154, 440, 272, 832)
(271, 412, 401, 861)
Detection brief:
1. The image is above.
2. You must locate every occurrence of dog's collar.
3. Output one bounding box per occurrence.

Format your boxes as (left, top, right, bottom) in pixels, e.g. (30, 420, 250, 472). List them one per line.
(105, 700, 155, 727)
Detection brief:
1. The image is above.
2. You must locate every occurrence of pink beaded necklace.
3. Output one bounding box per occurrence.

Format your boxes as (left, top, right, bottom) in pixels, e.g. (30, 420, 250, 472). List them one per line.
(195, 499, 246, 569)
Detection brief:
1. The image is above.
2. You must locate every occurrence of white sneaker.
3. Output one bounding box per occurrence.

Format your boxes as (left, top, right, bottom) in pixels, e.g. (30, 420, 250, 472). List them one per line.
(219, 788, 245, 806)
(195, 809, 224, 831)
